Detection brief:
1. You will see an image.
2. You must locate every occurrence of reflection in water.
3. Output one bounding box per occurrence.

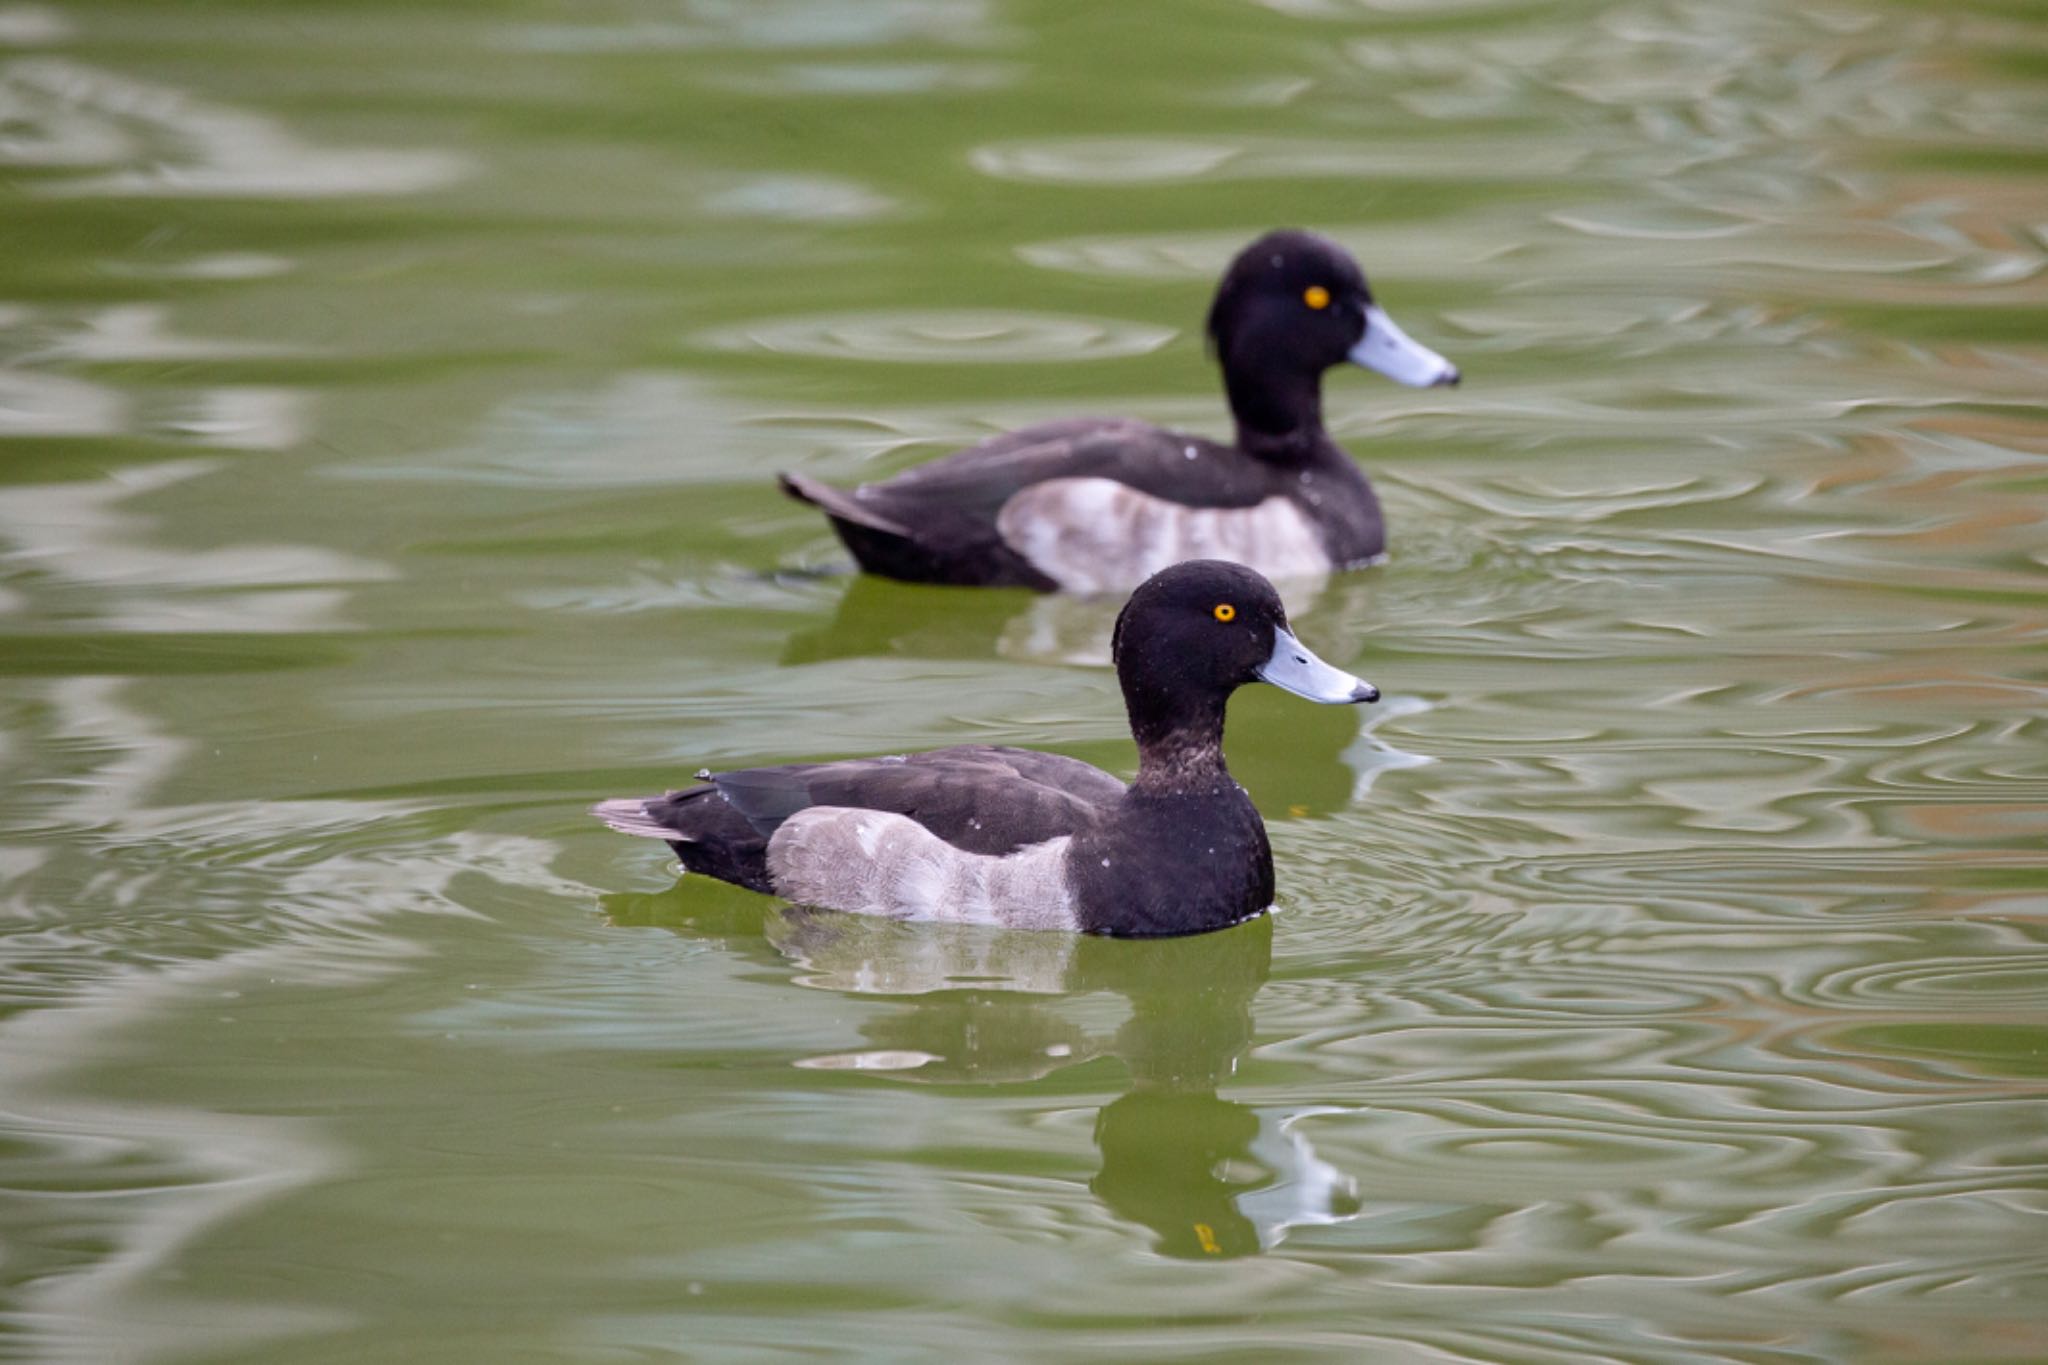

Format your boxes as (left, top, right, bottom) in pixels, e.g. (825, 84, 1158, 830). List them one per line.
(608, 889, 1363, 1259)
(1095, 1097, 1363, 1259)
(504, 0, 1001, 54)
(0, 458, 388, 633)
(0, 678, 582, 1362)
(3, 0, 2046, 1354)
(21, 303, 312, 364)
(3, 58, 464, 197)
(696, 171, 898, 221)
(340, 372, 801, 490)
(0, 363, 122, 436)
(697, 310, 1177, 364)
(971, 134, 1583, 185)
(706, 59, 1015, 98)
(0, 304, 313, 450)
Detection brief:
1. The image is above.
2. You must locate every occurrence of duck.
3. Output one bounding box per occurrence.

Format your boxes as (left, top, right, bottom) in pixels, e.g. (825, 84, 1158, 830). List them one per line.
(592, 559, 1378, 937)
(779, 229, 1459, 594)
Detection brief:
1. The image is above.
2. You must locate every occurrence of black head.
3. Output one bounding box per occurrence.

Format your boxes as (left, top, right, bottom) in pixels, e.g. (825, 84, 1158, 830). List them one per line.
(1206, 230, 1375, 377)
(1111, 560, 1377, 757)
(1204, 229, 1460, 441)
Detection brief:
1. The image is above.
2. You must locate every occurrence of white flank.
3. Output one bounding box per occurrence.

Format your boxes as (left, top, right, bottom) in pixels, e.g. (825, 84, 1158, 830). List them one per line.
(996, 478, 1331, 594)
(766, 808, 1080, 931)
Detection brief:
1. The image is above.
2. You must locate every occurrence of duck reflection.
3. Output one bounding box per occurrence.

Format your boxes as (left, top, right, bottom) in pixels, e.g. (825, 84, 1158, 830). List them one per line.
(605, 885, 1362, 1258)
(777, 571, 1424, 815)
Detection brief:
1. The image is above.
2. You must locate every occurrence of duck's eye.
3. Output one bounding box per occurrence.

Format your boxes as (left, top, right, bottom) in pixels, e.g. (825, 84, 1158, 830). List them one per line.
(1303, 285, 1330, 311)
(1213, 603, 1237, 622)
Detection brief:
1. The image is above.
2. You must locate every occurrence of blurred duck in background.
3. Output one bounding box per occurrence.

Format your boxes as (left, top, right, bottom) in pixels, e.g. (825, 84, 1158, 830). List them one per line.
(781, 229, 1459, 593)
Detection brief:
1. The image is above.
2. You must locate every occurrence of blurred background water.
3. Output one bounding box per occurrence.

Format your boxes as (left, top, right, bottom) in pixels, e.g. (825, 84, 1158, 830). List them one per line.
(1, 0, 2045, 1359)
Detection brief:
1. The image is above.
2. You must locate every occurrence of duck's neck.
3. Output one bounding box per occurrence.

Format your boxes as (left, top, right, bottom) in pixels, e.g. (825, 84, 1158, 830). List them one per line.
(1128, 691, 1235, 795)
(1224, 363, 1326, 462)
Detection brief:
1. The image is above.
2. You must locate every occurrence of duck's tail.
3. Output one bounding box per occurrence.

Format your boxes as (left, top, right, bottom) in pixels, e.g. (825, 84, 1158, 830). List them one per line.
(590, 797, 689, 841)
(778, 471, 911, 537)
(592, 787, 775, 892)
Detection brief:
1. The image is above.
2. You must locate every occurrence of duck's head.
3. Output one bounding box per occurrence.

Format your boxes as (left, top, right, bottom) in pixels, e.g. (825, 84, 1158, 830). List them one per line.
(1206, 229, 1460, 397)
(1111, 560, 1378, 726)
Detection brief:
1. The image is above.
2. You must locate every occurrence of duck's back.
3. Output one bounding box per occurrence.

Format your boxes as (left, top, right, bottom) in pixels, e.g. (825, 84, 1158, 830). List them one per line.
(878, 418, 1270, 510)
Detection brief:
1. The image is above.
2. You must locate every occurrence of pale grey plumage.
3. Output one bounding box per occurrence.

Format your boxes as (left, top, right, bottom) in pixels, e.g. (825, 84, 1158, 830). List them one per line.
(995, 478, 1332, 594)
(767, 808, 1081, 931)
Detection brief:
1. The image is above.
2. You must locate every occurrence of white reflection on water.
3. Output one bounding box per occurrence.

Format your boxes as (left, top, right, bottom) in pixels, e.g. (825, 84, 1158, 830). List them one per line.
(0, 680, 588, 1363)
(0, 460, 392, 632)
(336, 372, 863, 488)
(2, 58, 465, 197)
(706, 60, 1016, 98)
(18, 304, 313, 364)
(698, 310, 1178, 364)
(971, 134, 1585, 185)
(974, 137, 1242, 183)
(0, 365, 124, 436)
(697, 171, 898, 221)
(99, 252, 297, 282)
(0, 3, 71, 46)
(1342, 695, 1435, 798)
(503, 0, 1001, 54)
(146, 386, 308, 451)
(1257, 0, 1506, 15)
(0, 1011, 349, 1363)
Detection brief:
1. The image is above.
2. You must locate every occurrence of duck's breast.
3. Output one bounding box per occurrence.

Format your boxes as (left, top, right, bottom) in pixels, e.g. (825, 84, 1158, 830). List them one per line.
(1068, 788, 1275, 936)
(995, 477, 1331, 594)
(766, 806, 1081, 931)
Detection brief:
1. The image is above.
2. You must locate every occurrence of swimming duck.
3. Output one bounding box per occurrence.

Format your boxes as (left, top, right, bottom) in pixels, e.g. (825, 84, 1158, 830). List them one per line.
(593, 559, 1378, 937)
(780, 229, 1459, 593)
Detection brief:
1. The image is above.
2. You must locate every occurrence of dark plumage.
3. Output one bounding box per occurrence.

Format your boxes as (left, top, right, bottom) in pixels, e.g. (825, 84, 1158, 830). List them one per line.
(780, 229, 1460, 592)
(593, 560, 1380, 937)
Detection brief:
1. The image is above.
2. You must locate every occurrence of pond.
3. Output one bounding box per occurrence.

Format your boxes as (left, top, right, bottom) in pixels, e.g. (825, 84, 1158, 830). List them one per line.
(1, 0, 2045, 1359)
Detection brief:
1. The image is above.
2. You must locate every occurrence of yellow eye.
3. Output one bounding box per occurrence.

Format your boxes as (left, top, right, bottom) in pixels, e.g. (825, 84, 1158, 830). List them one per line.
(1213, 603, 1236, 622)
(1303, 285, 1330, 310)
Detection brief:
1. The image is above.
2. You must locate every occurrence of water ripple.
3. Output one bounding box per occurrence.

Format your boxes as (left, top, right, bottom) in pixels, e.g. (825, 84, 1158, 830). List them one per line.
(3, 58, 465, 197)
(3, 0, 2046, 1355)
(971, 135, 1584, 186)
(697, 311, 1176, 364)
(502, 0, 1002, 54)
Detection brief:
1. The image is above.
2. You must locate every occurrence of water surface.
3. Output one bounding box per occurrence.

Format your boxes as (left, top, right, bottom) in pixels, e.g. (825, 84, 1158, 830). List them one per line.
(2, 0, 2045, 1360)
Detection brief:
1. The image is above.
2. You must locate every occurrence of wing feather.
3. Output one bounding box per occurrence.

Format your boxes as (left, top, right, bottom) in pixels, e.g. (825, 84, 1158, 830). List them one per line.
(714, 744, 1122, 855)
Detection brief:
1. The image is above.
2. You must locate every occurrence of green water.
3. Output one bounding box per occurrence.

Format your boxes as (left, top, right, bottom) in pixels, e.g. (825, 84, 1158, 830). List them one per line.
(3, 0, 2046, 1359)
